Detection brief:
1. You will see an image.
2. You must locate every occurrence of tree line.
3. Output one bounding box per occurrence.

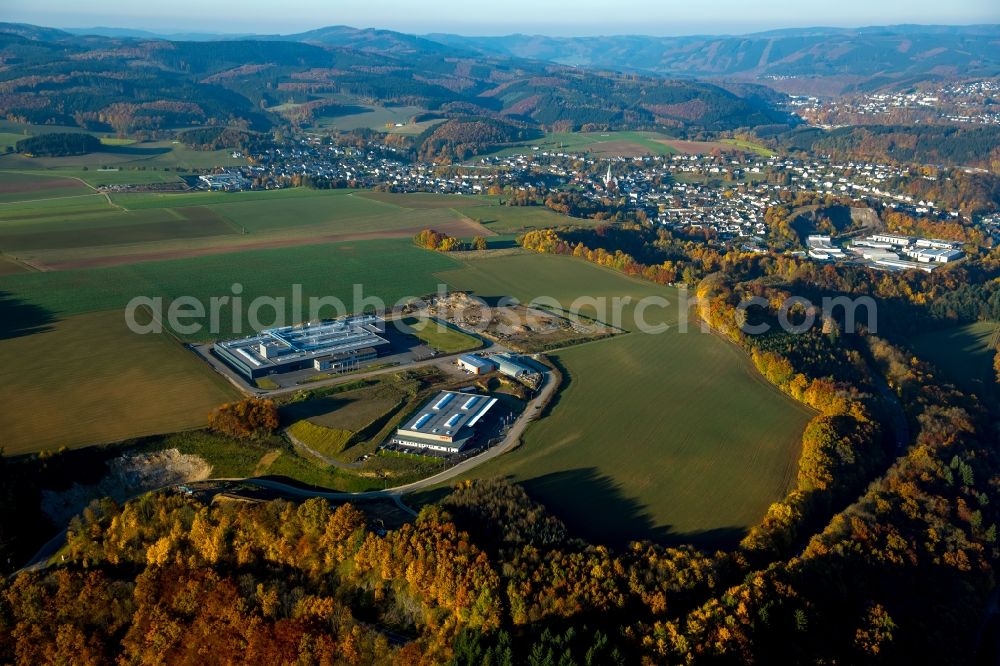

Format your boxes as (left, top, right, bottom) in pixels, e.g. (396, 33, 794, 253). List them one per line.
(15, 132, 100, 157)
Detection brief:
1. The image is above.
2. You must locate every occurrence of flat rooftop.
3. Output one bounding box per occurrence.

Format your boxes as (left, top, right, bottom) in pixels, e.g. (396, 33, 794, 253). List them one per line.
(458, 354, 495, 369)
(215, 315, 389, 370)
(397, 390, 498, 442)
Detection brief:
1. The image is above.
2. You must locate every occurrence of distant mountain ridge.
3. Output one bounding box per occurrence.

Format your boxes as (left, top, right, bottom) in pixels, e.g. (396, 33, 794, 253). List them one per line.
(426, 24, 1000, 95)
(13, 22, 997, 97)
(0, 22, 792, 137)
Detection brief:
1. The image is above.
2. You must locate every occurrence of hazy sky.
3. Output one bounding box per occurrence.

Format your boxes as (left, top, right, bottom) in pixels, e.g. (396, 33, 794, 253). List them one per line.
(3, 0, 999, 36)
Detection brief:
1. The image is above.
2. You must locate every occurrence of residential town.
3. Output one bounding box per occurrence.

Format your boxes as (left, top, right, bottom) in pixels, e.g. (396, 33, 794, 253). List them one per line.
(791, 78, 1000, 126)
(181, 134, 994, 261)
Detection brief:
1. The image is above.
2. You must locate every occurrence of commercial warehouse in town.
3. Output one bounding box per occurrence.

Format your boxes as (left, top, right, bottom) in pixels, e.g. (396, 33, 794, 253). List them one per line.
(214, 315, 389, 380)
(390, 390, 498, 453)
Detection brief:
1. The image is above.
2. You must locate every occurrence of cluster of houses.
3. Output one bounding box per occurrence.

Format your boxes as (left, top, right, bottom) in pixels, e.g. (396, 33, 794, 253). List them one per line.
(808, 233, 964, 272)
(199, 133, 989, 255)
(236, 139, 521, 194)
(792, 79, 1000, 127)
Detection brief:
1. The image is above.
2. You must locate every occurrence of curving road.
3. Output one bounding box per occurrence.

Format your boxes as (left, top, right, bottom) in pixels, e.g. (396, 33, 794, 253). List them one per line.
(237, 368, 556, 502)
(19, 369, 557, 572)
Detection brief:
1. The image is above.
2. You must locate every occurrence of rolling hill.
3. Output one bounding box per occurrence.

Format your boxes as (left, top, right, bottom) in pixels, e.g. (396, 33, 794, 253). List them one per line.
(428, 25, 1000, 95)
(0, 23, 793, 136)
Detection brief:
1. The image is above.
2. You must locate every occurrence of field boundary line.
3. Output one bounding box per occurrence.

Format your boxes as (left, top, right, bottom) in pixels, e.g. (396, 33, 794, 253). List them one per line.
(0, 192, 104, 206)
(0, 252, 42, 272)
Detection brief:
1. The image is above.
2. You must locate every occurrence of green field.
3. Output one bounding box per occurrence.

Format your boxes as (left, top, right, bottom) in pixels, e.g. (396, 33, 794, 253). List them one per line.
(0, 255, 30, 275)
(359, 192, 583, 233)
(0, 171, 93, 203)
(1, 181, 495, 269)
(0, 133, 26, 151)
(0, 309, 239, 454)
(359, 191, 489, 209)
(287, 420, 355, 457)
(0, 131, 245, 173)
(0, 237, 464, 340)
(909, 321, 998, 397)
(399, 315, 482, 353)
(0, 206, 238, 252)
(456, 204, 587, 233)
(433, 252, 813, 545)
(312, 103, 441, 134)
(722, 138, 776, 157)
(482, 130, 680, 159)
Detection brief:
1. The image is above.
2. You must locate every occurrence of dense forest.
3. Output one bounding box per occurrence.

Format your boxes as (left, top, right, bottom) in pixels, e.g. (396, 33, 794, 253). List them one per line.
(177, 126, 267, 152)
(14, 132, 100, 156)
(415, 118, 543, 162)
(0, 24, 793, 137)
(2, 368, 996, 665)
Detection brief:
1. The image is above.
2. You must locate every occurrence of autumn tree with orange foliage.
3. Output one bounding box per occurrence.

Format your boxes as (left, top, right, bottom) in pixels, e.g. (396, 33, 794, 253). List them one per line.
(208, 397, 279, 439)
(414, 228, 463, 252)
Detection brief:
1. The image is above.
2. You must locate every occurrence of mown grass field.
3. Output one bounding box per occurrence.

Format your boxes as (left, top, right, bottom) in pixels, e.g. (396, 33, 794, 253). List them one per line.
(433, 252, 813, 545)
(0, 309, 239, 455)
(909, 321, 998, 397)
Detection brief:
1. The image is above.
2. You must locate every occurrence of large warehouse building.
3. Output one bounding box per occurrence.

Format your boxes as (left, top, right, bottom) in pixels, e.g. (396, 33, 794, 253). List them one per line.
(391, 390, 498, 453)
(214, 315, 390, 380)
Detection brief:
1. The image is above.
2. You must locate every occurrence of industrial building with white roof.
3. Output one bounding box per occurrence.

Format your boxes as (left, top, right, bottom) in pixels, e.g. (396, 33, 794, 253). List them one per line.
(391, 390, 499, 453)
(214, 315, 389, 380)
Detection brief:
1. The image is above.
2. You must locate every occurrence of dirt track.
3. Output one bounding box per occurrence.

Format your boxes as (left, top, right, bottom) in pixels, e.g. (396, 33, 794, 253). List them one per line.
(34, 217, 496, 270)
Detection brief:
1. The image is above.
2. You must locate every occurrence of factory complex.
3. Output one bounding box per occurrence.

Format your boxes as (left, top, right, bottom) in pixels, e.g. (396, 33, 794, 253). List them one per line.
(214, 315, 389, 380)
(391, 390, 499, 453)
(807, 233, 963, 272)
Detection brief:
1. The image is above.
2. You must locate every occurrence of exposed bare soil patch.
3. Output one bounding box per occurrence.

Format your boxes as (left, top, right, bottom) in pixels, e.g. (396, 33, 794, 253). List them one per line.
(40, 448, 212, 526)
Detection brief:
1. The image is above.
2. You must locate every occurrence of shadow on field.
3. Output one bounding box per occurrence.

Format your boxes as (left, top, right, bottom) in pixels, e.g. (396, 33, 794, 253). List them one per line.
(520, 467, 747, 549)
(100, 145, 171, 157)
(280, 396, 353, 423)
(915, 325, 997, 399)
(485, 238, 518, 250)
(0, 291, 56, 340)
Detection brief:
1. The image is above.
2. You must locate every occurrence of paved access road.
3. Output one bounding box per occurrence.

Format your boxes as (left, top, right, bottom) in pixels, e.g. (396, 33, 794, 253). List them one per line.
(232, 368, 557, 507)
(18, 368, 556, 572)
